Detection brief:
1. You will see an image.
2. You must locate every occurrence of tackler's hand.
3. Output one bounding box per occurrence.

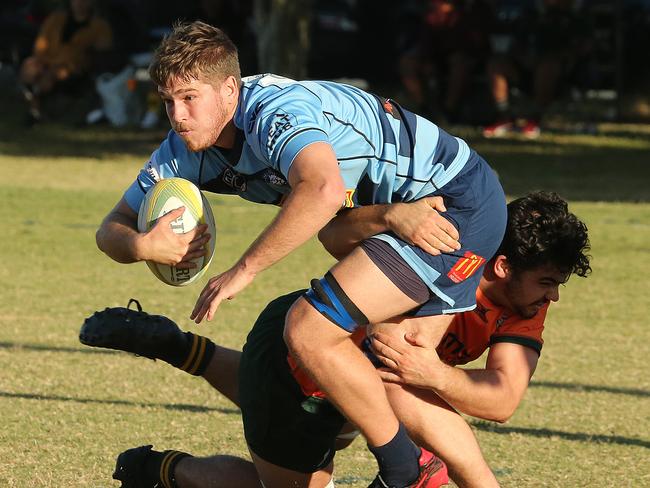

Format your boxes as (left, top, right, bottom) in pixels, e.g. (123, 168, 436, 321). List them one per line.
(371, 331, 444, 389)
(385, 196, 460, 256)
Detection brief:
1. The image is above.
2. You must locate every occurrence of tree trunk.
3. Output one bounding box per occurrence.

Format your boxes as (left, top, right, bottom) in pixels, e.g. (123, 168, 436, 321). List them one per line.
(254, 0, 312, 79)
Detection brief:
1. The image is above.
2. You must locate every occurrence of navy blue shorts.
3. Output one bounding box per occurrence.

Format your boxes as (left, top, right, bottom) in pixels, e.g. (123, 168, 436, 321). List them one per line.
(366, 155, 506, 317)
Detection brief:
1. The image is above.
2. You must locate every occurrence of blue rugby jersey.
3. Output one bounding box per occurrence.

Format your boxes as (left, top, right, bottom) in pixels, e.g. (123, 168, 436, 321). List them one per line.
(124, 74, 478, 212)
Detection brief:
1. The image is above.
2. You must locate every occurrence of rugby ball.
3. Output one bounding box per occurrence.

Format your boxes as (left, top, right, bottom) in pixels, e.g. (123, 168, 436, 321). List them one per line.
(137, 177, 216, 286)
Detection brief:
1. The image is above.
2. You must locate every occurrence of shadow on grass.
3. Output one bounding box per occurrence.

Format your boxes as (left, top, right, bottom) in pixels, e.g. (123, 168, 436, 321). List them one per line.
(0, 390, 239, 415)
(471, 421, 650, 449)
(530, 380, 650, 398)
(0, 341, 118, 355)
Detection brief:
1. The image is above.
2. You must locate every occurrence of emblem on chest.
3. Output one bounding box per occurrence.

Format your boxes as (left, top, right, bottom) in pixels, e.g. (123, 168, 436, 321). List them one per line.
(223, 168, 247, 191)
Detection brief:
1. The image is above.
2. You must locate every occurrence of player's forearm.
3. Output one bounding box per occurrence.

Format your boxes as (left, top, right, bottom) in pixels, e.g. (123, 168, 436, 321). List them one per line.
(318, 205, 391, 259)
(428, 366, 522, 422)
(96, 213, 147, 264)
(238, 181, 343, 274)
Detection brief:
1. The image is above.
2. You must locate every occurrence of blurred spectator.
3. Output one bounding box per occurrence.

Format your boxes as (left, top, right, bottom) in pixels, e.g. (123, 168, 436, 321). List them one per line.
(133, 0, 256, 129)
(483, 0, 591, 138)
(399, 0, 493, 122)
(0, 1, 40, 68)
(18, 0, 113, 125)
(99, 0, 148, 72)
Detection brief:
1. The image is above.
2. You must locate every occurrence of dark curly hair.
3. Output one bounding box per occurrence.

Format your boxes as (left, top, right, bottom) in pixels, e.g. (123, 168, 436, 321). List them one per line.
(497, 191, 591, 277)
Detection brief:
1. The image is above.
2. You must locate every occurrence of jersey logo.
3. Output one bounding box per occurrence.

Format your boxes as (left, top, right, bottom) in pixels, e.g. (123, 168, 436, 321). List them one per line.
(267, 111, 296, 153)
(145, 162, 161, 182)
(447, 251, 485, 283)
(344, 189, 355, 208)
(495, 314, 509, 329)
(437, 332, 471, 365)
(247, 102, 264, 133)
(260, 168, 288, 187)
(473, 302, 489, 323)
(222, 168, 247, 192)
(383, 98, 394, 115)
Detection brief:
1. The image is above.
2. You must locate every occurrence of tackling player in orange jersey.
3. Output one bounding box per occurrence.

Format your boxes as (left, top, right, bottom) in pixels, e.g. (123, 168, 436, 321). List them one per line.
(82, 191, 590, 487)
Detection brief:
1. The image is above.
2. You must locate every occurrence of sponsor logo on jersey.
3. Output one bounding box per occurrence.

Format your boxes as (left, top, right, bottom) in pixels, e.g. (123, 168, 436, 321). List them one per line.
(344, 189, 355, 208)
(438, 332, 471, 365)
(145, 162, 161, 182)
(383, 98, 394, 115)
(267, 111, 295, 153)
(495, 315, 508, 329)
(247, 102, 264, 134)
(447, 251, 485, 283)
(261, 168, 288, 187)
(222, 168, 247, 192)
(473, 302, 489, 323)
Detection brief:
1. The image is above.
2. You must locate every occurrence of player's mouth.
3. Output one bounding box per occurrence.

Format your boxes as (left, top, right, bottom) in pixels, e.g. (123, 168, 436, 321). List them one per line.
(175, 125, 193, 135)
(531, 300, 548, 311)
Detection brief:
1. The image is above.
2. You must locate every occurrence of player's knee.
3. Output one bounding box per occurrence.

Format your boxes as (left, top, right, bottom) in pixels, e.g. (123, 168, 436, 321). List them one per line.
(284, 294, 352, 360)
(283, 298, 316, 356)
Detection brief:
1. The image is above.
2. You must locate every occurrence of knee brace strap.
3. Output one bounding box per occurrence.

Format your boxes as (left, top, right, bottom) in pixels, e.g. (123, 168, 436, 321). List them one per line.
(304, 272, 369, 333)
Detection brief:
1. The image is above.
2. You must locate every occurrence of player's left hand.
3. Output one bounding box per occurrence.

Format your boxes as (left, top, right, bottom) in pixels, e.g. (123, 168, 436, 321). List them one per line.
(190, 264, 256, 323)
(371, 331, 445, 389)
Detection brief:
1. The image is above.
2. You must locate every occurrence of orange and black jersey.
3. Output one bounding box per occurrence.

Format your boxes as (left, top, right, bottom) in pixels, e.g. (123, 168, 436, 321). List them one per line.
(289, 287, 547, 397)
(437, 287, 547, 366)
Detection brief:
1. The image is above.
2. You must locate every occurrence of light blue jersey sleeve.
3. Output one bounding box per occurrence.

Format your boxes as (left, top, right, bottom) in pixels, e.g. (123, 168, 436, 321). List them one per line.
(239, 77, 331, 179)
(123, 131, 202, 212)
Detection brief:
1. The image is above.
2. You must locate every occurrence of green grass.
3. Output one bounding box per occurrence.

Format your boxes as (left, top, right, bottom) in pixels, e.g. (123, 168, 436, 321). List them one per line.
(0, 119, 649, 487)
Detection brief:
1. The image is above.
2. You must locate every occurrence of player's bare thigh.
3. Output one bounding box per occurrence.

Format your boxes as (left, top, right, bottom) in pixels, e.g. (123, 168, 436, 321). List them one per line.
(250, 448, 334, 488)
(327, 246, 423, 323)
(286, 247, 452, 360)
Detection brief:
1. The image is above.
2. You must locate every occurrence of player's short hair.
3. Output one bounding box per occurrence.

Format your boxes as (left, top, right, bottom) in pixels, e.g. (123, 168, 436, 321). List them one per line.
(149, 21, 241, 88)
(498, 191, 591, 277)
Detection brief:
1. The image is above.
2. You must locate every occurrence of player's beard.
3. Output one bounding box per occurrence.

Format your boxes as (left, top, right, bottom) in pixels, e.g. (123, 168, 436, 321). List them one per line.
(504, 276, 547, 319)
(177, 104, 229, 152)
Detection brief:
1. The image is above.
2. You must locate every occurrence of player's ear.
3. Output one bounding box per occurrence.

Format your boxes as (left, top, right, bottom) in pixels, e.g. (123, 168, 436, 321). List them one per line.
(493, 255, 512, 279)
(221, 75, 239, 99)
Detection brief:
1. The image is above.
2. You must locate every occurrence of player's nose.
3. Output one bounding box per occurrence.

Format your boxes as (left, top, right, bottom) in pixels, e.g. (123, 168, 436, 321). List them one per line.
(168, 100, 187, 123)
(546, 286, 560, 303)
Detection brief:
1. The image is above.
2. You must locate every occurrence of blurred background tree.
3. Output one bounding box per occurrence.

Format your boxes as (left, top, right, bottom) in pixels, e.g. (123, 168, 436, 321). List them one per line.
(254, 0, 312, 79)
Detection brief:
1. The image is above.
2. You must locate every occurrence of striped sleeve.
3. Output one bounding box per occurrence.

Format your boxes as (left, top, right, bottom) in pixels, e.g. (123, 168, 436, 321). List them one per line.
(489, 304, 548, 355)
(243, 84, 330, 178)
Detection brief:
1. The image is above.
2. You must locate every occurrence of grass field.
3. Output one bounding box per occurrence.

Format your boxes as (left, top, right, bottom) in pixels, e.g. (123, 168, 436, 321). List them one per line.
(1, 112, 649, 487)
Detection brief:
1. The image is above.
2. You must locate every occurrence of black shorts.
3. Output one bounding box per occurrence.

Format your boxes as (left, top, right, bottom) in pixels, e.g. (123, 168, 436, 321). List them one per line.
(239, 290, 347, 473)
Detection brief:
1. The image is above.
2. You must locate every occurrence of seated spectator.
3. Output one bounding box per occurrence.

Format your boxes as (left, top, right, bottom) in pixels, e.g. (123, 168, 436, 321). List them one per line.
(19, 0, 113, 125)
(399, 0, 493, 123)
(483, 0, 590, 138)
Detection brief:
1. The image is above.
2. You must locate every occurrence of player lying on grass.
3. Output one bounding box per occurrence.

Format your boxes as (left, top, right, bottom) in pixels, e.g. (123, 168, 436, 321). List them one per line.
(83, 192, 591, 488)
(94, 21, 507, 487)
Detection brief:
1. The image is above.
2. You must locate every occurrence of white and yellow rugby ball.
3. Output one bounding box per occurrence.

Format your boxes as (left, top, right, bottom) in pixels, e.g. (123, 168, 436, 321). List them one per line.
(137, 177, 216, 286)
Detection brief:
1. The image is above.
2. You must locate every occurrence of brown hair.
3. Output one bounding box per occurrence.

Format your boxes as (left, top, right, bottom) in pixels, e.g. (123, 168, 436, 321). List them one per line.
(149, 21, 241, 87)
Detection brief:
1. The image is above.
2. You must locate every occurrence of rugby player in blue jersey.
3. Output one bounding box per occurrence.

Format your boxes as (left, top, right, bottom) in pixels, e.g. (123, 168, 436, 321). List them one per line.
(96, 21, 506, 488)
